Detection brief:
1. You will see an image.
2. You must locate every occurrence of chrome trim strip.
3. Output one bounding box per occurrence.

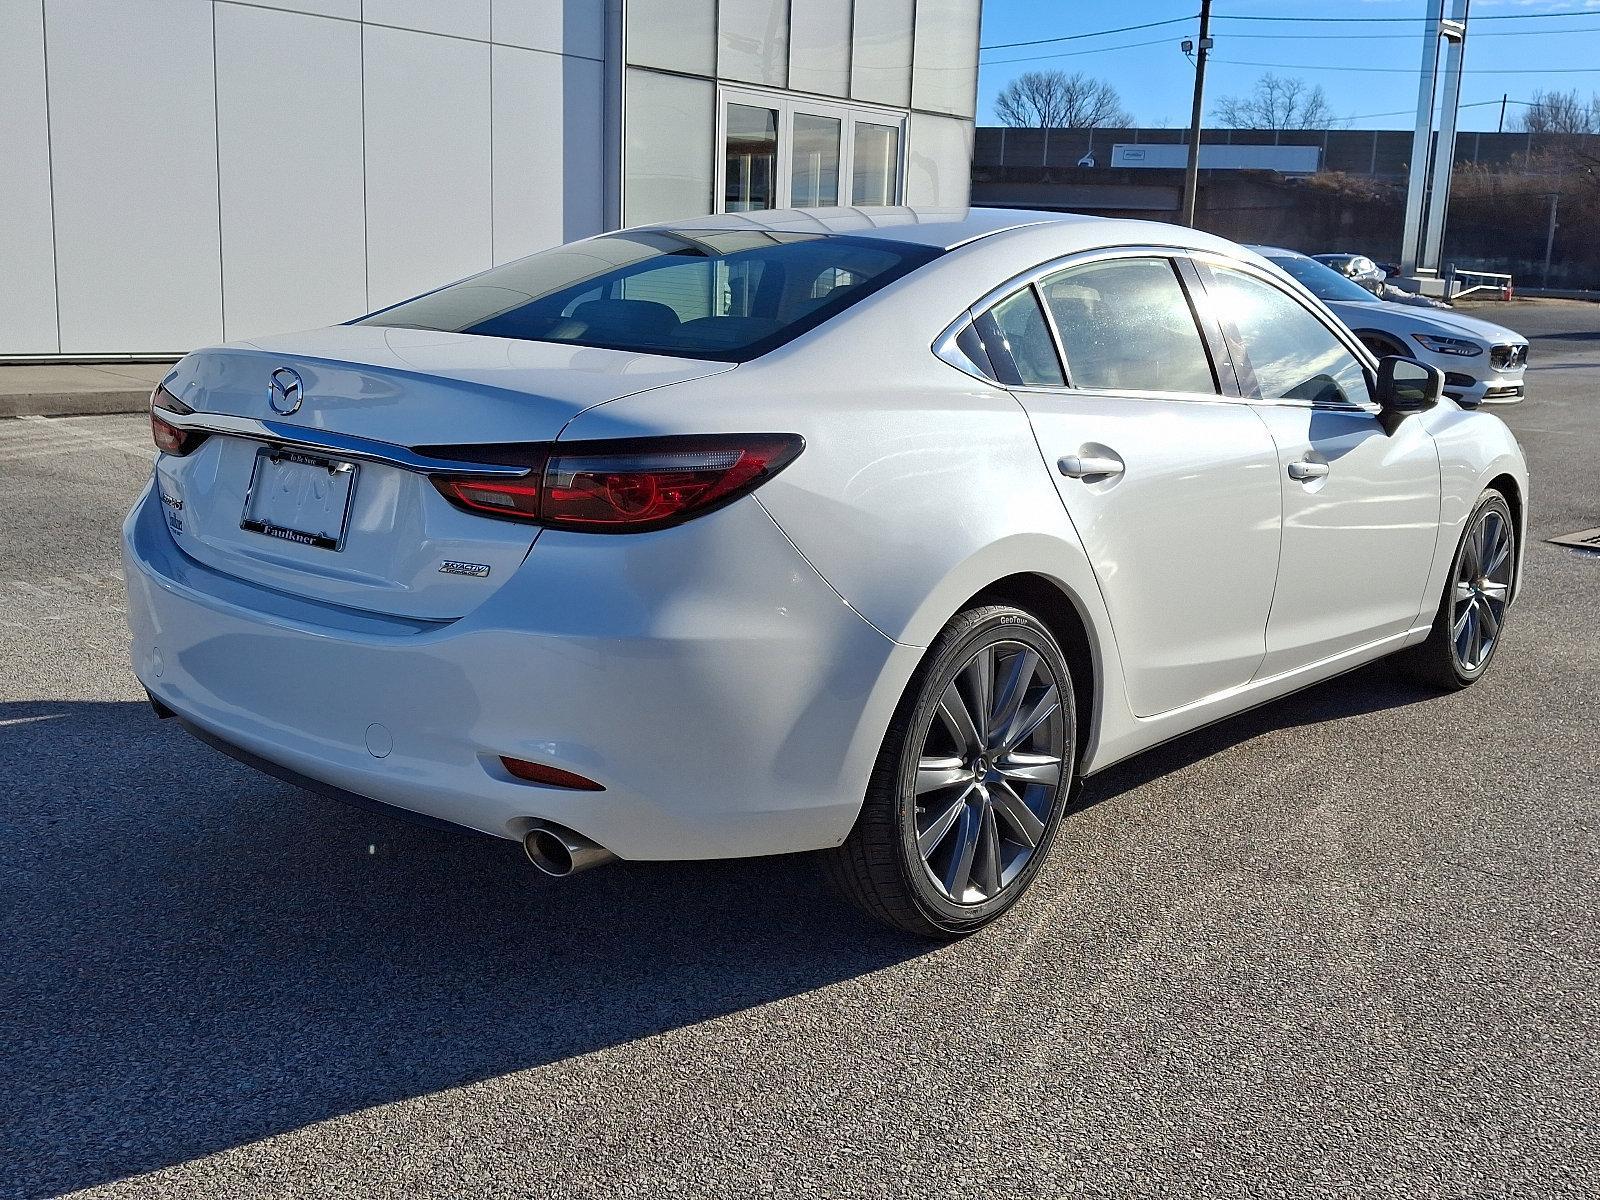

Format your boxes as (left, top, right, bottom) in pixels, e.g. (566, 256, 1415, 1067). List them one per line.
(159, 410, 532, 477)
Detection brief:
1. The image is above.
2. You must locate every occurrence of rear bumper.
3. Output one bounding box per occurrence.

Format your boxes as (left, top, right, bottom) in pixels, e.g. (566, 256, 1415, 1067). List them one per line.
(122, 481, 917, 860)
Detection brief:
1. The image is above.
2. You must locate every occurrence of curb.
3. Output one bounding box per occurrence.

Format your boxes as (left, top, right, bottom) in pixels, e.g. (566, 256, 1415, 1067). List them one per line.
(0, 392, 151, 419)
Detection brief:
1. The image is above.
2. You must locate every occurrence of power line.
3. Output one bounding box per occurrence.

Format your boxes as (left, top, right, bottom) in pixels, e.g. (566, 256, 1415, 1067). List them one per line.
(979, 14, 1196, 52)
(1212, 8, 1600, 23)
(1220, 25, 1600, 42)
(983, 36, 1184, 69)
(1210, 57, 1600, 76)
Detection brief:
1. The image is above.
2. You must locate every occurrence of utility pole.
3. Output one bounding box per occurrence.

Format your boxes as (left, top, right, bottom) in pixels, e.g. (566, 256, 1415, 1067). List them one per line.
(1181, 0, 1213, 227)
(1498, 93, 1508, 134)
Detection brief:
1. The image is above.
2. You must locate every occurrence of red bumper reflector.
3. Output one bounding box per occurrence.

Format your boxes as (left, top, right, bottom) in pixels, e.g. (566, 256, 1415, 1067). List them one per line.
(500, 756, 605, 791)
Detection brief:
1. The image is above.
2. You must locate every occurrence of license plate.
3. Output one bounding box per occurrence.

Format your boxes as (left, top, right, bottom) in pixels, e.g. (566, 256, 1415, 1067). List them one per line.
(240, 447, 359, 551)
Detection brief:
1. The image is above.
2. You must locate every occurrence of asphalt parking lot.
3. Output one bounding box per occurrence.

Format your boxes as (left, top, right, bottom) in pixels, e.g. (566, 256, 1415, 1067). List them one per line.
(3, 302, 1597, 1199)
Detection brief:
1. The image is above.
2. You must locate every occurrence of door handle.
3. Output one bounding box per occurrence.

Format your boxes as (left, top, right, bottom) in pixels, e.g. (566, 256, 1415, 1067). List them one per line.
(1287, 459, 1329, 481)
(1058, 453, 1124, 480)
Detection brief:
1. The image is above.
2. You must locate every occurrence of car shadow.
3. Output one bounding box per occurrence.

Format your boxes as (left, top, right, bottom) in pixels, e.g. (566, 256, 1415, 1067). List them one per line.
(0, 699, 925, 1196)
(3, 663, 1428, 1194)
(1072, 659, 1431, 815)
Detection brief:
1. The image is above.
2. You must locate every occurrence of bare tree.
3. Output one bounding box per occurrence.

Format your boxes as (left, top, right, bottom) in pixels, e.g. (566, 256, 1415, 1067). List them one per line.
(994, 70, 1133, 129)
(1212, 73, 1338, 131)
(1516, 89, 1600, 135)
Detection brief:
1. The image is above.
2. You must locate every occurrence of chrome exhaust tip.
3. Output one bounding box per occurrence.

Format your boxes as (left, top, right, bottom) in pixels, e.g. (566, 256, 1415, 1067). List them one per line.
(523, 824, 616, 878)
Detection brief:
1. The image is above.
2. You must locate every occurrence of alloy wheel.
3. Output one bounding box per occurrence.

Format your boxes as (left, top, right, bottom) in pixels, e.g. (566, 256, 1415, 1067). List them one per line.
(1452, 506, 1513, 672)
(913, 642, 1066, 905)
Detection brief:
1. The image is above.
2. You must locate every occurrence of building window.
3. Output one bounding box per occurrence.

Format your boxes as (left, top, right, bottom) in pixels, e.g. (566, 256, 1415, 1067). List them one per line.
(718, 88, 906, 212)
(791, 114, 842, 208)
(724, 103, 779, 212)
(851, 121, 901, 205)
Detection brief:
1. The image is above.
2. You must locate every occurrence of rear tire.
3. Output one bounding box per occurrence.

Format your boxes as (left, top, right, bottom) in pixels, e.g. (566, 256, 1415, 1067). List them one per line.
(1401, 490, 1516, 690)
(822, 605, 1076, 938)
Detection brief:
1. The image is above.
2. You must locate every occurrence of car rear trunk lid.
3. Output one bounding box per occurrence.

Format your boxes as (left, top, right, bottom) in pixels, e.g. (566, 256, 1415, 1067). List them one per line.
(154, 325, 733, 620)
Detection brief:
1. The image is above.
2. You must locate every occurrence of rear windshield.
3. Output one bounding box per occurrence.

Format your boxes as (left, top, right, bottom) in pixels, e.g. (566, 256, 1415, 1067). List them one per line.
(357, 230, 941, 362)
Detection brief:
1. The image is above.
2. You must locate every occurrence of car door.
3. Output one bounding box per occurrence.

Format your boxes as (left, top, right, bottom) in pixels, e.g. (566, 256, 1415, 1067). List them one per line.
(1197, 258, 1441, 677)
(968, 252, 1283, 719)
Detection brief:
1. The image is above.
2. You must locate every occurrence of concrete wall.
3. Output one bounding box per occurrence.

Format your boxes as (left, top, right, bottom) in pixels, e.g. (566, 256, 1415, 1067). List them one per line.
(3, 0, 606, 356)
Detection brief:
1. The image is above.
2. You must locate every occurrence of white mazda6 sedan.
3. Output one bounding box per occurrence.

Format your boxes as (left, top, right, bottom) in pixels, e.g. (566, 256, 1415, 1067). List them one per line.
(124, 208, 1527, 937)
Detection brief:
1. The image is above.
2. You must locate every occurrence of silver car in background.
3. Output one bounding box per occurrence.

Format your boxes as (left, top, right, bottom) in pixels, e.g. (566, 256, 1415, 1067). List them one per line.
(1257, 247, 1530, 405)
(1314, 253, 1386, 296)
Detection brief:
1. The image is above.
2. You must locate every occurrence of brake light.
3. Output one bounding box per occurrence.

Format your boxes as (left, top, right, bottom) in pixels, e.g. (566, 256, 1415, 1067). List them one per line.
(149, 384, 204, 456)
(430, 434, 804, 532)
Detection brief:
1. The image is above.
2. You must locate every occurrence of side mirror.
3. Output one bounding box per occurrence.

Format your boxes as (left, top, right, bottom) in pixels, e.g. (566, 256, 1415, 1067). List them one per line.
(1375, 355, 1442, 415)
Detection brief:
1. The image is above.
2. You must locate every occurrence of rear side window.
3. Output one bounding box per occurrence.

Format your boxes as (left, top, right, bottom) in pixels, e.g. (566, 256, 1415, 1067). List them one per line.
(973, 288, 1064, 387)
(358, 230, 940, 362)
(1207, 266, 1371, 406)
(1039, 257, 1217, 395)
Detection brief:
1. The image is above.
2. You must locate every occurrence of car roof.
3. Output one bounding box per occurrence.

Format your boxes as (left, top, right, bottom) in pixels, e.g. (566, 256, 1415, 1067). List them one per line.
(645, 207, 1284, 261)
(1248, 244, 1305, 260)
(641, 206, 1112, 250)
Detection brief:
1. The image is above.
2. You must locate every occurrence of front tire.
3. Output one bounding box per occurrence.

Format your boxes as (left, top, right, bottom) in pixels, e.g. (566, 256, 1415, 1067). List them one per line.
(823, 605, 1076, 938)
(1402, 490, 1516, 690)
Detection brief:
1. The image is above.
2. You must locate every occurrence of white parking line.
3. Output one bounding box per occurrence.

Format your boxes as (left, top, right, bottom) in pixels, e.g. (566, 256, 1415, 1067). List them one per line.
(12, 414, 153, 459)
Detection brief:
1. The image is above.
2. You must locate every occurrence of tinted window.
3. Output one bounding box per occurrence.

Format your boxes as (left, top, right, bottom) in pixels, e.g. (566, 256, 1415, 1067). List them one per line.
(1209, 266, 1371, 406)
(974, 288, 1064, 387)
(359, 230, 940, 362)
(1265, 254, 1378, 304)
(1039, 258, 1216, 394)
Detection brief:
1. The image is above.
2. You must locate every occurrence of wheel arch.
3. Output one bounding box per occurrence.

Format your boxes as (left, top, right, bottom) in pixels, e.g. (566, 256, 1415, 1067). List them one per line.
(961, 572, 1101, 772)
(1352, 328, 1407, 356)
(1485, 471, 1524, 599)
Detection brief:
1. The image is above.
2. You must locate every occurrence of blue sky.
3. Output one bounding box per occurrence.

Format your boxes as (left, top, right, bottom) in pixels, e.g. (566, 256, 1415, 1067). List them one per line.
(976, 0, 1600, 130)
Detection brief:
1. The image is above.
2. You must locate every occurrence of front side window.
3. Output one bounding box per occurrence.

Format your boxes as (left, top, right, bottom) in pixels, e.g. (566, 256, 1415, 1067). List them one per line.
(359, 230, 940, 362)
(1038, 257, 1216, 395)
(1208, 266, 1371, 406)
(974, 288, 1064, 388)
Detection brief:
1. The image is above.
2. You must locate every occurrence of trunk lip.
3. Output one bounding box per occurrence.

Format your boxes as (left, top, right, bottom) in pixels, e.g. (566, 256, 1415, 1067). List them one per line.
(157, 410, 533, 479)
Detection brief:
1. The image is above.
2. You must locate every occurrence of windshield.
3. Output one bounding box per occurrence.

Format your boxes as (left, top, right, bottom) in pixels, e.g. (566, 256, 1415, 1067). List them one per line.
(358, 230, 941, 362)
(1263, 253, 1377, 304)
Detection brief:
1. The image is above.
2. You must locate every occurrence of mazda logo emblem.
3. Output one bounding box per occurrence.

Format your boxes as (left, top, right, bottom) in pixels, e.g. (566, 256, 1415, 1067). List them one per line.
(268, 366, 304, 415)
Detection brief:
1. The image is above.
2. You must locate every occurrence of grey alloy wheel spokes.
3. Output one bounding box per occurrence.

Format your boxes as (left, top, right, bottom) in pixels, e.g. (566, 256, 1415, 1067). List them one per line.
(1451, 507, 1513, 673)
(914, 641, 1066, 905)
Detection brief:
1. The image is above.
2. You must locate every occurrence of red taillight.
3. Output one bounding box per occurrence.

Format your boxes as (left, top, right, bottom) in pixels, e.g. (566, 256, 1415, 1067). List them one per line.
(500, 756, 605, 791)
(149, 384, 203, 456)
(430, 434, 803, 533)
(151, 412, 188, 454)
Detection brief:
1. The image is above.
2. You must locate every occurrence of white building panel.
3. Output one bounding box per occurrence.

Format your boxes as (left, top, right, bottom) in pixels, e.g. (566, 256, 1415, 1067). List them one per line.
(912, 0, 980, 118)
(851, 0, 914, 109)
(719, 0, 788, 88)
(492, 46, 605, 262)
(365, 0, 490, 41)
(238, 0, 361, 19)
(0, 1, 59, 353)
(215, 4, 367, 341)
(494, 0, 605, 59)
(363, 24, 494, 309)
(906, 112, 973, 208)
(46, 0, 222, 352)
(788, 0, 851, 98)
